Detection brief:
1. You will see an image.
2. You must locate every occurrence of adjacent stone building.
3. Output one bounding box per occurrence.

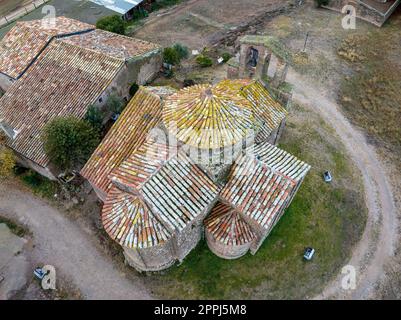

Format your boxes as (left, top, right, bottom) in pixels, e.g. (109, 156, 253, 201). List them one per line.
(0, 17, 162, 180)
(228, 35, 293, 108)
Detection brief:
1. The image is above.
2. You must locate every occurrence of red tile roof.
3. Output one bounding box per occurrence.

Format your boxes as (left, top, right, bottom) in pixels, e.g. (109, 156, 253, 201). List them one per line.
(81, 86, 176, 195)
(0, 40, 124, 167)
(102, 186, 172, 249)
(0, 17, 94, 78)
(205, 201, 256, 246)
(220, 154, 296, 231)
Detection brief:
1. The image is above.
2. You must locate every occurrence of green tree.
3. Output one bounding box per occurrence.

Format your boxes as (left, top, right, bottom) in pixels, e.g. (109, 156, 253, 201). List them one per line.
(173, 43, 189, 60)
(84, 105, 104, 133)
(96, 15, 126, 35)
(163, 47, 181, 65)
(196, 54, 213, 67)
(43, 117, 100, 171)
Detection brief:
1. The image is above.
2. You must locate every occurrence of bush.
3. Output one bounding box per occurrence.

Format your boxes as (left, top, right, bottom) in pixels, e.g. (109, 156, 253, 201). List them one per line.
(96, 15, 126, 35)
(163, 47, 181, 65)
(21, 170, 59, 199)
(43, 117, 100, 171)
(221, 52, 232, 63)
(84, 105, 104, 133)
(0, 148, 15, 178)
(173, 43, 189, 60)
(196, 54, 213, 68)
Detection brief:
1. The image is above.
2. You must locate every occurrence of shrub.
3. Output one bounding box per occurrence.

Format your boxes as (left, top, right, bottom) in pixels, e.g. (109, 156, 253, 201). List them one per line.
(129, 83, 139, 96)
(163, 47, 181, 65)
(196, 54, 213, 68)
(84, 105, 104, 133)
(221, 52, 232, 63)
(0, 148, 15, 178)
(173, 43, 189, 60)
(107, 94, 124, 114)
(96, 15, 126, 35)
(43, 117, 100, 171)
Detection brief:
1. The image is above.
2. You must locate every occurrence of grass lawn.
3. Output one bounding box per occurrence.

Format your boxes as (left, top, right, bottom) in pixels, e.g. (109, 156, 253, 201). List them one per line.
(145, 103, 367, 299)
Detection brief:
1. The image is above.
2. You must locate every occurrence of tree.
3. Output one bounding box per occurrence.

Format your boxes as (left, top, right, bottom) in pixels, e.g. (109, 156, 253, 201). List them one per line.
(0, 148, 15, 178)
(163, 47, 181, 65)
(96, 15, 126, 35)
(196, 54, 213, 67)
(84, 105, 104, 133)
(173, 43, 189, 60)
(43, 117, 100, 171)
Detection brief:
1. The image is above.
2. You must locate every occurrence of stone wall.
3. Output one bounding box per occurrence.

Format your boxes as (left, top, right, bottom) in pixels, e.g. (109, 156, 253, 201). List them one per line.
(123, 239, 176, 272)
(205, 230, 253, 259)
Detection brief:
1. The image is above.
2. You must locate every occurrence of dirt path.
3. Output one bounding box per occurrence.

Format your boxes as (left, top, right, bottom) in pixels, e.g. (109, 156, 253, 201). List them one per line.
(0, 181, 152, 300)
(287, 69, 398, 299)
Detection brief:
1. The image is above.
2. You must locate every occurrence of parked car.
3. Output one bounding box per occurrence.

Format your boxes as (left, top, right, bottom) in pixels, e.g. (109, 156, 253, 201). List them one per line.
(303, 247, 315, 261)
(323, 171, 332, 183)
(34, 268, 45, 280)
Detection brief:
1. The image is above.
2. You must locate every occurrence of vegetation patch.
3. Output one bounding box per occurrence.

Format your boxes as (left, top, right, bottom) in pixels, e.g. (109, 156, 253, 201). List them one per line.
(0, 215, 28, 237)
(146, 104, 367, 299)
(19, 169, 59, 200)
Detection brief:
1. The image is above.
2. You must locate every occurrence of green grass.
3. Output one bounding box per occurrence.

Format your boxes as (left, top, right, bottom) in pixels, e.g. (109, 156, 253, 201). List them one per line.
(146, 105, 367, 299)
(19, 169, 59, 200)
(0, 215, 28, 237)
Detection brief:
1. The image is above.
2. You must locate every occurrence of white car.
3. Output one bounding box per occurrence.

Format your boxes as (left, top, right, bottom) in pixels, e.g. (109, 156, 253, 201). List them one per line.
(303, 247, 315, 261)
(323, 171, 332, 183)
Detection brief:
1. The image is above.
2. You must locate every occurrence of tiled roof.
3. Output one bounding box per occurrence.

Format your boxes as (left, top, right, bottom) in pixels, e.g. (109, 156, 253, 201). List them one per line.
(239, 80, 288, 142)
(102, 186, 172, 249)
(163, 83, 257, 150)
(220, 154, 296, 230)
(62, 29, 160, 60)
(109, 141, 219, 232)
(0, 40, 124, 167)
(0, 17, 94, 78)
(163, 79, 287, 150)
(248, 142, 311, 182)
(81, 86, 175, 194)
(205, 201, 256, 246)
(218, 79, 288, 142)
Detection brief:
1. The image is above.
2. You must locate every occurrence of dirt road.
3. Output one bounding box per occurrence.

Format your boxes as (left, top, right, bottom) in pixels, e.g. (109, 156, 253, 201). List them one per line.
(287, 69, 398, 299)
(0, 181, 152, 300)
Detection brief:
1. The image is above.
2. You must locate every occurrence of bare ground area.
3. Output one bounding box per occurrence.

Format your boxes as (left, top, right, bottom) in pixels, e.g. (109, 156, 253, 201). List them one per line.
(131, 0, 293, 49)
(0, 179, 152, 300)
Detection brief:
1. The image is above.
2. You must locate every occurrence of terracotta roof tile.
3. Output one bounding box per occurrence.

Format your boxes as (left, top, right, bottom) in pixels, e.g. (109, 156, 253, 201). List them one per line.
(81, 86, 175, 194)
(163, 83, 257, 150)
(109, 141, 219, 232)
(0, 40, 124, 167)
(205, 202, 256, 246)
(220, 154, 296, 230)
(0, 17, 94, 78)
(62, 29, 160, 60)
(248, 142, 311, 182)
(102, 186, 172, 249)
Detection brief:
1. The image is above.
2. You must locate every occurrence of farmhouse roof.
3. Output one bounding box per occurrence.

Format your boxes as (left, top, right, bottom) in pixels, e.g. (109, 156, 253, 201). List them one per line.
(0, 17, 94, 79)
(0, 40, 124, 167)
